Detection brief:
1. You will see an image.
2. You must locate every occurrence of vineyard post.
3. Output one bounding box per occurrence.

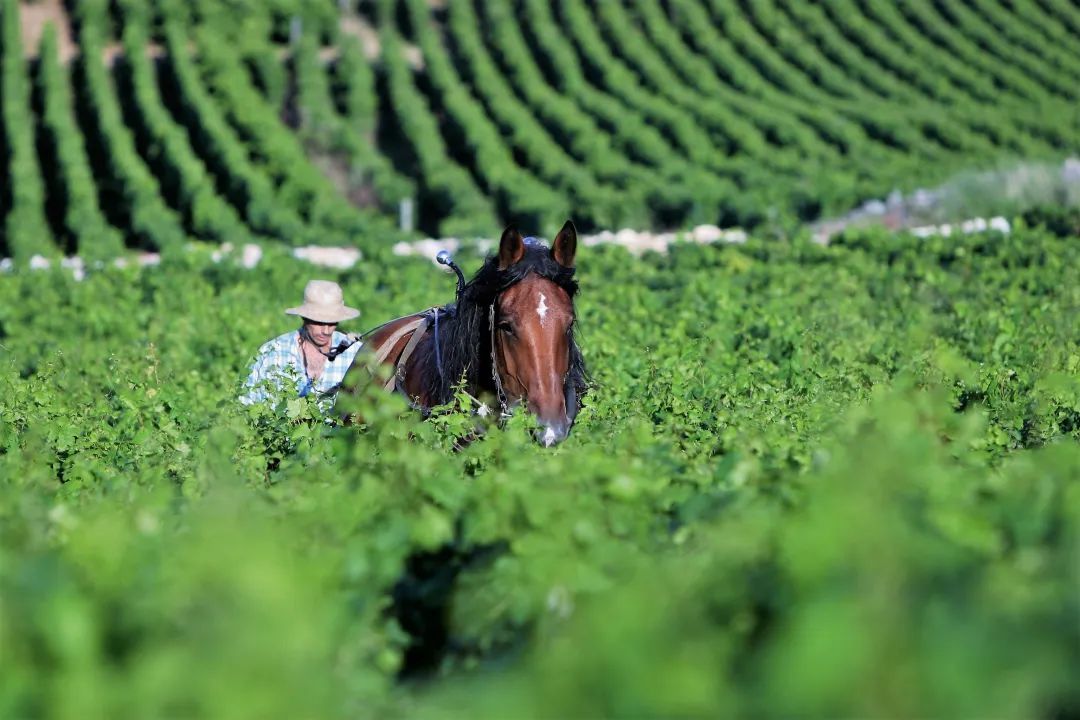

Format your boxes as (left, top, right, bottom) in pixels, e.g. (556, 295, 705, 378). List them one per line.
(399, 197, 415, 232)
(289, 16, 302, 46)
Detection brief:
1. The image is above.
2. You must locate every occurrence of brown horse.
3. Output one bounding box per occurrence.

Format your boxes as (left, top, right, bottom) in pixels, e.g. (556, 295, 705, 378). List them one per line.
(344, 221, 588, 445)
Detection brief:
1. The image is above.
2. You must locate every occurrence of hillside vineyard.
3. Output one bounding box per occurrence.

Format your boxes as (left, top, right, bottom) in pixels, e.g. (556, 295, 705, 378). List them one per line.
(2, 0, 1078, 258)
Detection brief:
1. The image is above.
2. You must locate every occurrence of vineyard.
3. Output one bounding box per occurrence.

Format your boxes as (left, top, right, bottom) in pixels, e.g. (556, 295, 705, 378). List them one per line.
(2, 0, 1080, 718)
(0, 0, 1078, 257)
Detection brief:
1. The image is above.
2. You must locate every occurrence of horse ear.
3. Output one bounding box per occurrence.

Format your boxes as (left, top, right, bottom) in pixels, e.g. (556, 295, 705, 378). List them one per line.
(498, 225, 525, 269)
(551, 220, 577, 268)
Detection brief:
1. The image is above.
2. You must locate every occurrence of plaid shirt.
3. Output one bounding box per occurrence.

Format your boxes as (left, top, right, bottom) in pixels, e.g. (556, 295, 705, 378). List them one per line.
(240, 329, 363, 406)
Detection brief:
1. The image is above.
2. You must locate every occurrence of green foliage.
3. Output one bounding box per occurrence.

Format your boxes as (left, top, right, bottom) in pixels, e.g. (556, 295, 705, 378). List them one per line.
(1, 226, 1077, 716)
(1, 0, 56, 259)
(70, 3, 186, 252)
(0, 0, 1078, 713)
(4, 0, 1078, 253)
(115, 6, 256, 246)
(35, 25, 124, 259)
(293, 29, 415, 211)
(157, 17, 312, 245)
(374, 10, 497, 236)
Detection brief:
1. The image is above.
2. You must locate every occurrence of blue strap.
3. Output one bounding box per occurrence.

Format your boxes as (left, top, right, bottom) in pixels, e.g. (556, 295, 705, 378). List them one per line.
(434, 309, 444, 380)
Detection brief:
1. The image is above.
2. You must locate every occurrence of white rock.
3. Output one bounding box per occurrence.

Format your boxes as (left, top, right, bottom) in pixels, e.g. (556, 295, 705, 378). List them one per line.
(862, 199, 887, 215)
(691, 224, 724, 243)
(391, 238, 458, 262)
(292, 246, 362, 269)
(582, 230, 615, 246)
(546, 585, 574, 619)
(911, 188, 938, 208)
(961, 218, 987, 233)
(631, 235, 669, 255)
(1062, 157, 1080, 184)
(61, 256, 86, 282)
(241, 243, 263, 269)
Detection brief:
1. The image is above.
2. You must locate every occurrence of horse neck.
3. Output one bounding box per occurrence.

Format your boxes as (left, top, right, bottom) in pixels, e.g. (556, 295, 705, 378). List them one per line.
(418, 298, 495, 405)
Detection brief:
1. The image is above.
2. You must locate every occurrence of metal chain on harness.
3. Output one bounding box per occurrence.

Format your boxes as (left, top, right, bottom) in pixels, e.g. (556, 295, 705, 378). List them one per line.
(489, 303, 511, 417)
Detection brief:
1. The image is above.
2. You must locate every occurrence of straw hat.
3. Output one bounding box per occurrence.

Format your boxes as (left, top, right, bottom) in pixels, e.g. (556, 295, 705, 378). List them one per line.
(285, 280, 360, 323)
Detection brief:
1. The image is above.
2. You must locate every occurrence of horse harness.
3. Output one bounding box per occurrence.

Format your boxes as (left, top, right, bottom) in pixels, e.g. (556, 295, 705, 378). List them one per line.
(364, 304, 513, 416)
(488, 303, 511, 414)
(371, 313, 432, 393)
(344, 298, 569, 420)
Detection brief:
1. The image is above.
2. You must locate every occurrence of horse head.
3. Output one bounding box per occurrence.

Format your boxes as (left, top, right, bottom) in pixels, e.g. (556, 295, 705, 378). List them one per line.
(490, 221, 584, 446)
(359, 220, 587, 446)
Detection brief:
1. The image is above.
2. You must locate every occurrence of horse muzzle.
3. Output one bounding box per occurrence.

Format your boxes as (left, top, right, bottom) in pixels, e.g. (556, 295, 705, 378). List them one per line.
(535, 419, 570, 447)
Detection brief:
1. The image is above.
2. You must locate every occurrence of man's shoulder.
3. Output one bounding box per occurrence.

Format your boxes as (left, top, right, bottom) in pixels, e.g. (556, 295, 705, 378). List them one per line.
(257, 330, 299, 356)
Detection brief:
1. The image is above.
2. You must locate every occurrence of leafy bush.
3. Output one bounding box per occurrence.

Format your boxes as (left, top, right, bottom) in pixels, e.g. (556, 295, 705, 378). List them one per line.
(0, 225, 1077, 717)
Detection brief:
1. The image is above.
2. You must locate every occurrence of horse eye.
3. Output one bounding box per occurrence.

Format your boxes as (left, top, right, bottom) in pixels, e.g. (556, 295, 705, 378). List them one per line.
(497, 321, 515, 336)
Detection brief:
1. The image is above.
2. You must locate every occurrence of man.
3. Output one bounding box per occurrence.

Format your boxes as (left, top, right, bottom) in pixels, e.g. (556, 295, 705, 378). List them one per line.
(241, 280, 364, 406)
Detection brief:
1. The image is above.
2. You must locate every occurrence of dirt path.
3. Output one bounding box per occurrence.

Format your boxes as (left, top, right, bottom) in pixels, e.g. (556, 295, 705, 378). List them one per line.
(18, 1, 414, 69)
(17, 0, 77, 61)
(340, 15, 381, 61)
(339, 12, 423, 69)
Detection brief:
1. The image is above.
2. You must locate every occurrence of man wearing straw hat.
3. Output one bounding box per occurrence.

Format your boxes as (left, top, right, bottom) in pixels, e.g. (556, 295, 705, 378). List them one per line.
(241, 280, 363, 406)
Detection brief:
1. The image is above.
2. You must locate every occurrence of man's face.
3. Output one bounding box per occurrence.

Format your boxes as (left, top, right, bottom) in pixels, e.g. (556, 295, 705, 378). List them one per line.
(303, 319, 337, 348)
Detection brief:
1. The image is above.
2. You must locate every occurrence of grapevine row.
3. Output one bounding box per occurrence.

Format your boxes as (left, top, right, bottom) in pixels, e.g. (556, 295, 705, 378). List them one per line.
(441, 0, 636, 229)
(71, 0, 186, 252)
(293, 30, 414, 213)
(475, 0, 720, 227)
(623, 0, 909, 208)
(395, 0, 570, 233)
(854, 0, 1073, 152)
(191, 29, 385, 240)
(514, 0, 738, 225)
(115, 0, 258, 245)
(1, 0, 54, 259)
(35, 26, 124, 259)
(589, 1, 820, 164)
(929, 0, 1075, 99)
(374, 13, 498, 236)
(157, 17, 313, 244)
(694, 0, 940, 160)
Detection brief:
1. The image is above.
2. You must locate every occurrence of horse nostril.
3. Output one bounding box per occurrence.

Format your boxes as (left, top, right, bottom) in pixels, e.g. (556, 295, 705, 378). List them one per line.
(535, 423, 568, 447)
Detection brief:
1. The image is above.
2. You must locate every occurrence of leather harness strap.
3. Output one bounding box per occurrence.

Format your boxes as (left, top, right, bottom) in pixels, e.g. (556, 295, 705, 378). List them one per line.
(372, 318, 425, 365)
(384, 315, 431, 391)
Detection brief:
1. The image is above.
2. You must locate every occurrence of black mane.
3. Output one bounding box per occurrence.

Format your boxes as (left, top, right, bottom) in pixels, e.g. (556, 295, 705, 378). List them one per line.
(411, 244, 588, 409)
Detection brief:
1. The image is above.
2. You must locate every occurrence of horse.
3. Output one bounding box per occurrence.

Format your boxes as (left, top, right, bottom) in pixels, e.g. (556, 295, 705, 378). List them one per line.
(342, 221, 588, 446)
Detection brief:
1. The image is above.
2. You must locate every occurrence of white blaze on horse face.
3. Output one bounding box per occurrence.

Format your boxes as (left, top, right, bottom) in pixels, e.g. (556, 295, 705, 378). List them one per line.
(536, 293, 549, 326)
(542, 426, 557, 447)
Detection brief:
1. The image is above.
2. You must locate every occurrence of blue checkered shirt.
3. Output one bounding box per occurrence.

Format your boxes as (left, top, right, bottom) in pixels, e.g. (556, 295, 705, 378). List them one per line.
(241, 329, 363, 406)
